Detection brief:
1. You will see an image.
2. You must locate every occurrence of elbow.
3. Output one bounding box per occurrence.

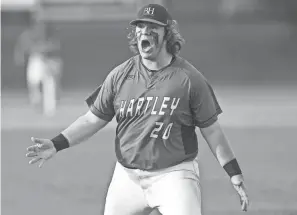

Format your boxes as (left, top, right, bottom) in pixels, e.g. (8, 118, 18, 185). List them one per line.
(200, 120, 222, 139)
(84, 110, 109, 128)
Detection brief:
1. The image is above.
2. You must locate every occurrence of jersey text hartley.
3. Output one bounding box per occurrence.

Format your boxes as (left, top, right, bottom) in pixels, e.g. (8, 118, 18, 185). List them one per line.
(119, 96, 180, 119)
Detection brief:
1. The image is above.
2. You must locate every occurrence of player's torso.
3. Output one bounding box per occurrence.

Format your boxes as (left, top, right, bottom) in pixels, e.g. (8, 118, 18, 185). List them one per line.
(113, 56, 198, 170)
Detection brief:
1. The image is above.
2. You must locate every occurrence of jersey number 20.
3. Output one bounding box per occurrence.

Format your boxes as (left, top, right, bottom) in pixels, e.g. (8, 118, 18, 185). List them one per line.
(150, 122, 173, 140)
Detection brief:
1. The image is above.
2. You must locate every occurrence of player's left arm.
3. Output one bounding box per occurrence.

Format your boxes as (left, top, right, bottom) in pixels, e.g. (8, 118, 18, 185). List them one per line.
(200, 120, 235, 167)
(14, 30, 32, 66)
(200, 121, 249, 211)
(14, 33, 26, 65)
(188, 69, 249, 211)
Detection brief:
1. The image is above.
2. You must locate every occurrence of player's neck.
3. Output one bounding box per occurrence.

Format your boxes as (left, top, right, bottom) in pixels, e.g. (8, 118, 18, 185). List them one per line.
(141, 51, 173, 71)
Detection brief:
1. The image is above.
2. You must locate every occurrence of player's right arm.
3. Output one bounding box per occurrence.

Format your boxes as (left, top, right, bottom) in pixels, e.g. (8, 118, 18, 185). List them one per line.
(26, 62, 119, 168)
(61, 110, 109, 146)
(26, 110, 109, 168)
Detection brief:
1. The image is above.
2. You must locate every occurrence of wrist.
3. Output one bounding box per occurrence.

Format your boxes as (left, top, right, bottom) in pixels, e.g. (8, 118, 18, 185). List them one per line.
(51, 133, 70, 152)
(223, 158, 242, 178)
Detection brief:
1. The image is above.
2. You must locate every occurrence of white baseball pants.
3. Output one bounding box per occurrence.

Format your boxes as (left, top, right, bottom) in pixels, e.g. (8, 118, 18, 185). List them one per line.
(104, 157, 202, 215)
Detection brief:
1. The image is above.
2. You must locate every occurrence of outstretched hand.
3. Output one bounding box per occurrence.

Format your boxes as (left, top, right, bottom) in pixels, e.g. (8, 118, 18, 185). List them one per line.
(26, 137, 57, 168)
(231, 174, 249, 212)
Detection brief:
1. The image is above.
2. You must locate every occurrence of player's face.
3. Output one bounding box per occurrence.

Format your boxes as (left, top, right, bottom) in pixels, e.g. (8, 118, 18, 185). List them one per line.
(135, 22, 166, 60)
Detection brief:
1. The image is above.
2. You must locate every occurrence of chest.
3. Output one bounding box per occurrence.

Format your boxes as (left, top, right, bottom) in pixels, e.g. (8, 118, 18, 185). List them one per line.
(113, 71, 188, 118)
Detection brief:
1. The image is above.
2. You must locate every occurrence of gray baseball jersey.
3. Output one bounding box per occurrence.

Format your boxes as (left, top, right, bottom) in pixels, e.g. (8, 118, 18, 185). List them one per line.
(86, 55, 222, 170)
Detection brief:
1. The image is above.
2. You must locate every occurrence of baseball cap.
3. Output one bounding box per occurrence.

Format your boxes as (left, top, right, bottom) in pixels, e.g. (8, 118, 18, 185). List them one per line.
(130, 4, 172, 27)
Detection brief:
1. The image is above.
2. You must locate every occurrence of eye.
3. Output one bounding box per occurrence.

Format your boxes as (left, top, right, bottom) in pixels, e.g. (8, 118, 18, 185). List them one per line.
(136, 22, 145, 29)
(150, 24, 159, 30)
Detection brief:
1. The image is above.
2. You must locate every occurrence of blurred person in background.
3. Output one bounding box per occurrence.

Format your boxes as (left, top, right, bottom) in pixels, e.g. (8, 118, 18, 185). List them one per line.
(14, 20, 62, 117)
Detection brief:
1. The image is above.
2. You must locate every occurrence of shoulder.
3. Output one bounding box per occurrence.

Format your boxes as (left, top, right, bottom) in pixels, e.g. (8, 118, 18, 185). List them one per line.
(174, 57, 207, 84)
(115, 56, 137, 71)
(108, 56, 137, 78)
(103, 56, 138, 89)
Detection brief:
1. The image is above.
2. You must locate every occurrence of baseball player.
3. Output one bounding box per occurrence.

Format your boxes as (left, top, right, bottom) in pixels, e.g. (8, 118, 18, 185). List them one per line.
(14, 21, 62, 117)
(26, 4, 249, 215)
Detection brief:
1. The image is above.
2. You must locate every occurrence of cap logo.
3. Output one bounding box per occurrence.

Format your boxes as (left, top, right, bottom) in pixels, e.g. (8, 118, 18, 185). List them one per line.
(143, 7, 155, 16)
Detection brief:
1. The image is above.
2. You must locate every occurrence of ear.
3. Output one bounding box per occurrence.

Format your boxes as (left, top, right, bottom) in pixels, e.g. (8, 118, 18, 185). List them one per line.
(174, 42, 181, 52)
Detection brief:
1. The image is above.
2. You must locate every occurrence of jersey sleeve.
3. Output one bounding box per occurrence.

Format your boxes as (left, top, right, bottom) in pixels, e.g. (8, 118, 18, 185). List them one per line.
(190, 72, 222, 128)
(85, 69, 116, 122)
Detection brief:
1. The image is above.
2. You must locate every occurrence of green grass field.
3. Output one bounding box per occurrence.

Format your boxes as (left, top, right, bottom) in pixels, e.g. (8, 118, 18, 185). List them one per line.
(2, 87, 297, 215)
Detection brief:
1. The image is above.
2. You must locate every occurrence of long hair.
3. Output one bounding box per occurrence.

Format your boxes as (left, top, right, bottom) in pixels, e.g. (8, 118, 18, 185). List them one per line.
(127, 20, 185, 56)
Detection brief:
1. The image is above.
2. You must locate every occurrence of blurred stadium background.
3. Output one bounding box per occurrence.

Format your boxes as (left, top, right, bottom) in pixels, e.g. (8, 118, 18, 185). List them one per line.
(1, 0, 297, 215)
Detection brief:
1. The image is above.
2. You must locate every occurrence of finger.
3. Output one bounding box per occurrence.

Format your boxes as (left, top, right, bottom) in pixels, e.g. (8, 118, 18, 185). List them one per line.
(234, 185, 249, 211)
(243, 194, 249, 211)
(241, 198, 246, 211)
(31, 137, 44, 144)
(29, 157, 41, 165)
(242, 198, 249, 211)
(37, 143, 50, 150)
(239, 185, 249, 200)
(38, 159, 46, 168)
(236, 184, 247, 197)
(239, 191, 249, 211)
(27, 144, 43, 153)
(27, 145, 38, 152)
(26, 152, 38, 157)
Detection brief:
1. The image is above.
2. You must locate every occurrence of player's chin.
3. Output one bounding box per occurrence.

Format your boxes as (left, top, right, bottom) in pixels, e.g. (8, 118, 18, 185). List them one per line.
(140, 52, 152, 59)
(139, 50, 155, 59)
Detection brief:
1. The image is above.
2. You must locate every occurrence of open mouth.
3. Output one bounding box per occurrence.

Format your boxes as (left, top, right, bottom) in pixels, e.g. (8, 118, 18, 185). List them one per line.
(141, 40, 151, 49)
(140, 38, 155, 53)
